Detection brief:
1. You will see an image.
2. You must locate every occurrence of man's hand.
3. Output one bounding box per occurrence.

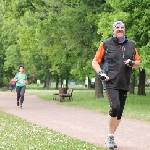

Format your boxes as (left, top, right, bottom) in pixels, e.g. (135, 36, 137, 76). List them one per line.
(97, 70, 109, 81)
(25, 80, 28, 84)
(124, 59, 135, 67)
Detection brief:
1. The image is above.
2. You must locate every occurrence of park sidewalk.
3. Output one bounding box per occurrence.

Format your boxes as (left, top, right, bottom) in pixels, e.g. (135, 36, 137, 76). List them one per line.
(0, 91, 150, 150)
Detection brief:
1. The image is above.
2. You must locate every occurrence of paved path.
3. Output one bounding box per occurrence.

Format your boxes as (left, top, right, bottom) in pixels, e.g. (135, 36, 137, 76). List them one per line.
(0, 91, 150, 150)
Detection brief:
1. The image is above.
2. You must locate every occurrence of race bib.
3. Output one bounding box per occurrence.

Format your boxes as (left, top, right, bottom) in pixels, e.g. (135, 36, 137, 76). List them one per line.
(19, 79, 25, 83)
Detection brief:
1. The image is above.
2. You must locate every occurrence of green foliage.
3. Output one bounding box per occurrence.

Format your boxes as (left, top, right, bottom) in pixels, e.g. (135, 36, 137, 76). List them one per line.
(0, 0, 149, 88)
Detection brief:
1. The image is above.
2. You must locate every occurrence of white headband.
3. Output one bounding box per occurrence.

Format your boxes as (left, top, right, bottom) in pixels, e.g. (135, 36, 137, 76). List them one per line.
(113, 21, 125, 29)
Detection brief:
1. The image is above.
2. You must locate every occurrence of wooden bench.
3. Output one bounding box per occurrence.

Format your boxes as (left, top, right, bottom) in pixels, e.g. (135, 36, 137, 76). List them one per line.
(59, 89, 73, 102)
(53, 87, 67, 100)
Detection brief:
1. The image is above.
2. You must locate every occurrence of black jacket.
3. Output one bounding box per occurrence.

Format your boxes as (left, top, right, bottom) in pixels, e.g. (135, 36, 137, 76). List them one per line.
(102, 37, 136, 90)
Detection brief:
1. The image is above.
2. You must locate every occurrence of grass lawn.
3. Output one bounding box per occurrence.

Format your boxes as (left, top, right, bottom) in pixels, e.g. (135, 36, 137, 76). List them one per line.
(0, 111, 106, 150)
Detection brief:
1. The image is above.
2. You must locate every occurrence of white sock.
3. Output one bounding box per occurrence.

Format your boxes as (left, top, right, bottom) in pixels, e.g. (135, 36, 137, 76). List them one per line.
(108, 134, 114, 137)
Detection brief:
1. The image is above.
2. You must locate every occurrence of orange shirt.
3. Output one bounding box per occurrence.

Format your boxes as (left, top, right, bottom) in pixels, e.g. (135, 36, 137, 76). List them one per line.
(95, 42, 140, 63)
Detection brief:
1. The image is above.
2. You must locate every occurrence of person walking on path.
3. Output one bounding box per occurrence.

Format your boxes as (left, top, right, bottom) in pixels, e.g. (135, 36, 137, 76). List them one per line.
(92, 21, 140, 149)
(14, 65, 28, 108)
(9, 78, 16, 92)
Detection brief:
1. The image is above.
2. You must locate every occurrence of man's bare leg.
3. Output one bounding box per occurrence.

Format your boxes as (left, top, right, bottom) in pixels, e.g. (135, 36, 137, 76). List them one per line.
(114, 119, 121, 133)
(108, 115, 117, 134)
(105, 115, 120, 149)
(105, 115, 116, 148)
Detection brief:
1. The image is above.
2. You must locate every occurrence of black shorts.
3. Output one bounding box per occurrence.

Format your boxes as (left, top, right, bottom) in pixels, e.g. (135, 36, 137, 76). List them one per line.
(106, 89, 127, 119)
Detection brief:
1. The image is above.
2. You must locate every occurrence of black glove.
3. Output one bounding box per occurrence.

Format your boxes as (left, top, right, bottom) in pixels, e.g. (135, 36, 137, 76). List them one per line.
(98, 70, 107, 80)
(126, 59, 135, 67)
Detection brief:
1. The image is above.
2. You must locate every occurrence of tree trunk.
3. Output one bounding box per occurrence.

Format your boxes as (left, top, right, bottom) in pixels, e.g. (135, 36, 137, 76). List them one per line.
(88, 77, 91, 89)
(60, 79, 63, 87)
(66, 68, 69, 89)
(55, 74, 59, 89)
(138, 69, 146, 95)
(45, 64, 51, 90)
(130, 73, 135, 94)
(45, 71, 50, 90)
(95, 72, 104, 98)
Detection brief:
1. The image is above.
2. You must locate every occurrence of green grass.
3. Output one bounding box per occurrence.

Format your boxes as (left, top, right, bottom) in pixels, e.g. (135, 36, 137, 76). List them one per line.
(26, 89, 150, 122)
(26, 84, 89, 91)
(124, 93, 150, 121)
(0, 111, 106, 150)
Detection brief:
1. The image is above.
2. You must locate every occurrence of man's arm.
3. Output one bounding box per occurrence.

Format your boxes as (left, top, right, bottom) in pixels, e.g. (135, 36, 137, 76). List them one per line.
(92, 58, 109, 81)
(124, 48, 140, 68)
(25, 79, 28, 84)
(14, 73, 18, 81)
(92, 42, 104, 73)
(25, 75, 28, 84)
(92, 42, 109, 81)
(133, 48, 140, 68)
(92, 59, 102, 73)
(132, 48, 140, 68)
(132, 60, 140, 68)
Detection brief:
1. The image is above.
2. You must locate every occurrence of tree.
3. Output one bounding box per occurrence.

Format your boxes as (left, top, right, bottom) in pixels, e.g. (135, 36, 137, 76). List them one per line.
(1, 0, 149, 96)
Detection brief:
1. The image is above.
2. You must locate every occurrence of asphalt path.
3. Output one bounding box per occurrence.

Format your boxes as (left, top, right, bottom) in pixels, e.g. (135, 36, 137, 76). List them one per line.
(0, 91, 150, 150)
